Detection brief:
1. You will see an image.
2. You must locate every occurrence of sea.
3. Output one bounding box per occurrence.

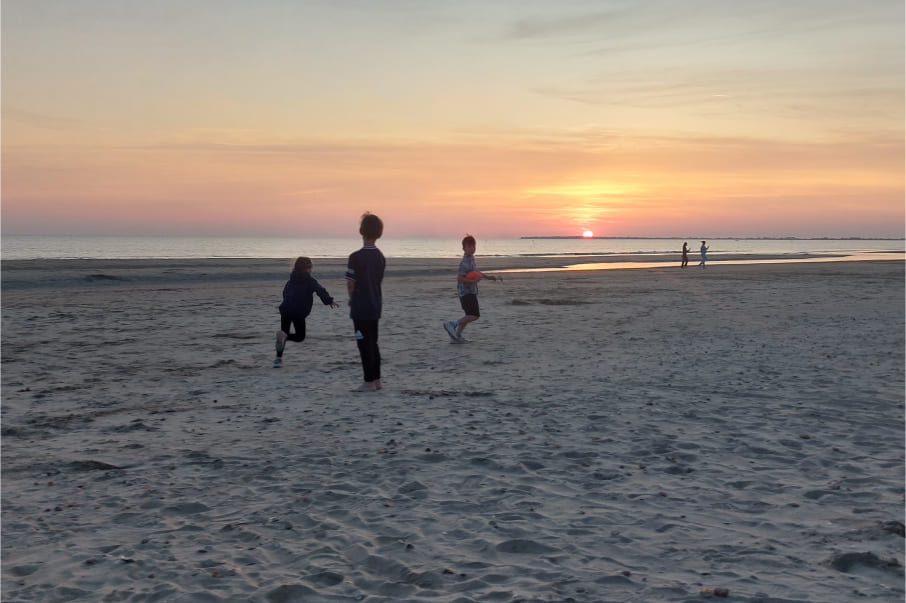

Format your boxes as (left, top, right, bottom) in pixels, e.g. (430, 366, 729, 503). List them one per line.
(1, 235, 903, 262)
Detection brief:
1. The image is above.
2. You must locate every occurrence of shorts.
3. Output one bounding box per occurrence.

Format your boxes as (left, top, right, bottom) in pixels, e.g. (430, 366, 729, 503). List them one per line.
(459, 293, 480, 317)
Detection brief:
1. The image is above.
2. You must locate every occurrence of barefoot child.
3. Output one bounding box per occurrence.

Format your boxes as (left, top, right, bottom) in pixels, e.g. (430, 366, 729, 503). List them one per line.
(443, 234, 500, 343)
(346, 212, 386, 391)
(274, 256, 338, 368)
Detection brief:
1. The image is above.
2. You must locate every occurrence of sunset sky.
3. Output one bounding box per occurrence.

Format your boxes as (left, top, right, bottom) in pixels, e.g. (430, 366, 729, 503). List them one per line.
(2, 1, 904, 238)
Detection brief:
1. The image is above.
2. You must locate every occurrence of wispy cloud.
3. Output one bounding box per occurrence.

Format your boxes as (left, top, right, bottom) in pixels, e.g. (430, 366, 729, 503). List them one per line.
(2, 1, 901, 237)
(501, 10, 622, 40)
(2, 107, 80, 131)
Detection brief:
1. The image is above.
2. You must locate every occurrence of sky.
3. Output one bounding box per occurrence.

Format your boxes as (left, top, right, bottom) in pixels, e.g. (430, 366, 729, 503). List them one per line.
(2, 0, 904, 239)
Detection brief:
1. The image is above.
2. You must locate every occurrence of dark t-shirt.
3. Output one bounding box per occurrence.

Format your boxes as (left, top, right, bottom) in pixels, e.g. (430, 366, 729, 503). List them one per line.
(345, 246, 385, 320)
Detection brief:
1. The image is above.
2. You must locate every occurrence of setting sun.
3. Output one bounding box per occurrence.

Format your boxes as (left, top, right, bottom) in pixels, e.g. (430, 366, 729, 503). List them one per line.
(1, 3, 902, 240)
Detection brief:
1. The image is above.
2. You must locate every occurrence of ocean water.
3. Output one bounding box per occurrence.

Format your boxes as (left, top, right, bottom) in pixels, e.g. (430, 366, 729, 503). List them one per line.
(1, 234, 903, 261)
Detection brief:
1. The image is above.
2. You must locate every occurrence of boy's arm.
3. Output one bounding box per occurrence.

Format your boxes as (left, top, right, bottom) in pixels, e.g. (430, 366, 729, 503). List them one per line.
(312, 279, 335, 306)
(345, 258, 356, 303)
(456, 272, 498, 284)
(318, 289, 337, 308)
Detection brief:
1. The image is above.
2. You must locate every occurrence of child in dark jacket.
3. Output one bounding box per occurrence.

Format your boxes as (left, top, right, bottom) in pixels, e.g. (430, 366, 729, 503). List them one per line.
(274, 256, 338, 368)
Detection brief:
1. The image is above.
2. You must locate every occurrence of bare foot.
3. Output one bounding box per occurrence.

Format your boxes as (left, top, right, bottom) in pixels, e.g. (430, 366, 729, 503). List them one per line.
(375, 379, 383, 390)
(352, 382, 378, 392)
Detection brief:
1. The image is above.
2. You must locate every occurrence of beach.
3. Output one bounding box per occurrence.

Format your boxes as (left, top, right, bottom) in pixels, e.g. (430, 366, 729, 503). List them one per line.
(2, 257, 903, 602)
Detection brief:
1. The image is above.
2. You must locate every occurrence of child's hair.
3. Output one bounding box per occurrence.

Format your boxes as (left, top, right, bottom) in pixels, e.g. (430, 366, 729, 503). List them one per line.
(360, 212, 383, 240)
(462, 234, 476, 248)
(293, 256, 313, 271)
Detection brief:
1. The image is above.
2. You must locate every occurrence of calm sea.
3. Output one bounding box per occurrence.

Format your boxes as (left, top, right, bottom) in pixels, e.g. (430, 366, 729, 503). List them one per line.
(1, 235, 903, 261)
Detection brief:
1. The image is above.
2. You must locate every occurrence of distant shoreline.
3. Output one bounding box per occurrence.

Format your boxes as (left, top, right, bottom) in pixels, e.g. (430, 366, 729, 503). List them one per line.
(521, 236, 906, 241)
(3, 235, 902, 262)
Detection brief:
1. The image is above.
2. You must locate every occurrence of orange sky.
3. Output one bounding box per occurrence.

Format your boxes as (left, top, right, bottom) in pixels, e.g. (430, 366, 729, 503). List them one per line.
(2, 2, 904, 238)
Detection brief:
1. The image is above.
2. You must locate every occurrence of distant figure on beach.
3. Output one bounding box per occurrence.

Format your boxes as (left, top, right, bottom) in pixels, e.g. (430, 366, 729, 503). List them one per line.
(681, 242, 690, 268)
(698, 241, 709, 268)
(274, 257, 338, 368)
(443, 234, 500, 343)
(346, 212, 386, 392)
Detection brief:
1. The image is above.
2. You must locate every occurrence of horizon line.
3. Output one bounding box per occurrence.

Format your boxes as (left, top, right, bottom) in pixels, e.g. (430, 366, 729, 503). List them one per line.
(2, 233, 904, 241)
(521, 236, 906, 241)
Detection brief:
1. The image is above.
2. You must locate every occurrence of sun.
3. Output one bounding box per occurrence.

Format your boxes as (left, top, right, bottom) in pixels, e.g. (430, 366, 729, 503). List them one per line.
(582, 230, 594, 238)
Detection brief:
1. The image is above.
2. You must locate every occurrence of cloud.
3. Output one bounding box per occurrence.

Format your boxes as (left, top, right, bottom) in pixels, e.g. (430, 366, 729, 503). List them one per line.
(2, 107, 80, 131)
(501, 10, 622, 40)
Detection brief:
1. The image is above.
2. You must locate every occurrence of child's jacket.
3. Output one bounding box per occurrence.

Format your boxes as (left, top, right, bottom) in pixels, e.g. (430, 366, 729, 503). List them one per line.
(279, 270, 334, 318)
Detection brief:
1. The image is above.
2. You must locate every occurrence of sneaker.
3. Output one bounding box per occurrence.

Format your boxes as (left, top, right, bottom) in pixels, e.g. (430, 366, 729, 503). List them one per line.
(272, 358, 282, 368)
(443, 321, 458, 340)
(275, 330, 287, 354)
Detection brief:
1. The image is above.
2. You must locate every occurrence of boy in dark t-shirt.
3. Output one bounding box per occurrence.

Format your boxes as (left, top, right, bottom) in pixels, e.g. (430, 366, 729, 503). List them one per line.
(345, 213, 386, 392)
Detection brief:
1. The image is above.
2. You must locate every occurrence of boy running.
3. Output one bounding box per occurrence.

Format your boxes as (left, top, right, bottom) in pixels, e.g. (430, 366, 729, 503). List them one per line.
(443, 234, 499, 343)
(274, 256, 338, 368)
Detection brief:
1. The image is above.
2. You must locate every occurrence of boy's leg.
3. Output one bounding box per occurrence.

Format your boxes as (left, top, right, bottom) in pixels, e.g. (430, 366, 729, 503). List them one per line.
(457, 294, 480, 337)
(443, 320, 460, 340)
(456, 315, 478, 333)
(276, 315, 292, 357)
(354, 320, 380, 390)
(370, 321, 381, 384)
(353, 319, 380, 389)
(277, 316, 307, 361)
(287, 318, 306, 342)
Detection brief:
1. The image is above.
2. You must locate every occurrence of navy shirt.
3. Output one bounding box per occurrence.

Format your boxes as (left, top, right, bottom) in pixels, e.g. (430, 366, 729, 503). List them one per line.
(346, 246, 385, 320)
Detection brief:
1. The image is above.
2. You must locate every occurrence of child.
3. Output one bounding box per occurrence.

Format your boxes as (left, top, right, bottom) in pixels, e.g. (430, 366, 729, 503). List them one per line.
(443, 234, 499, 343)
(346, 212, 385, 392)
(274, 256, 338, 368)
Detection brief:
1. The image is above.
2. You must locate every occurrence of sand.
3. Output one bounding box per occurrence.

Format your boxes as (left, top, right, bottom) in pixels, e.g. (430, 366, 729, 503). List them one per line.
(2, 257, 904, 602)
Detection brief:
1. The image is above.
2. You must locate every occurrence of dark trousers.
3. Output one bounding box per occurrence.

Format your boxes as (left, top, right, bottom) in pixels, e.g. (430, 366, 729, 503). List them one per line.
(278, 315, 306, 357)
(353, 319, 381, 382)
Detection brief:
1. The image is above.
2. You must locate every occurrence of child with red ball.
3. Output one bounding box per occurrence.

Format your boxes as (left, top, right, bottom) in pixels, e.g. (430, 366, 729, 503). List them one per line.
(443, 234, 500, 343)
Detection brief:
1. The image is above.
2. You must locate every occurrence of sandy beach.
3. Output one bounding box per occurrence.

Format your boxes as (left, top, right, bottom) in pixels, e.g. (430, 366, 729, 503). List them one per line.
(2, 257, 903, 602)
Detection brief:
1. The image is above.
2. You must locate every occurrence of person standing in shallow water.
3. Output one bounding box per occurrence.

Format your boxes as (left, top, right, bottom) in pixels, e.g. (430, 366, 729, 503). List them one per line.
(698, 241, 709, 268)
(681, 242, 690, 268)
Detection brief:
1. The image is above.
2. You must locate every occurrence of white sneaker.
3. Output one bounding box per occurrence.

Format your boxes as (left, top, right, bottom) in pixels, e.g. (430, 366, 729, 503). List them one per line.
(443, 321, 458, 340)
(273, 358, 282, 368)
